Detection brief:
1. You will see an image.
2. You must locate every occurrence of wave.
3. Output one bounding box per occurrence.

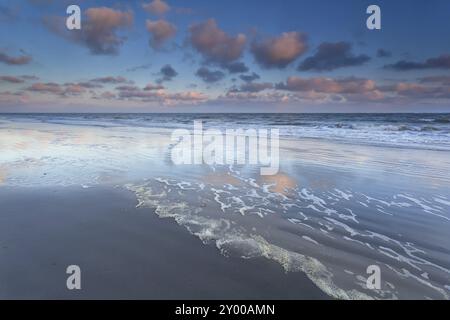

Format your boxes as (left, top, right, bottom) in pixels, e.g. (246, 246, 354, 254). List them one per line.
(124, 173, 450, 300)
(124, 181, 373, 300)
(1, 113, 449, 151)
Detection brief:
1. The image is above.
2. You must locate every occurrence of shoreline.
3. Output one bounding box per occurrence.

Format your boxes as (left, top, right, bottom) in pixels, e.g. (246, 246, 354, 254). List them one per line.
(0, 185, 329, 299)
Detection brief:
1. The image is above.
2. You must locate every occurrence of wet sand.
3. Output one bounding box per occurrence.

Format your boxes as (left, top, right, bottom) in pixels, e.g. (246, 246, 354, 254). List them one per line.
(0, 186, 328, 299)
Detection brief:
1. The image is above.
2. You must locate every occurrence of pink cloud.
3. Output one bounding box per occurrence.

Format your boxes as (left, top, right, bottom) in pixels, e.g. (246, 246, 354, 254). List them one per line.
(146, 19, 177, 49)
(276, 76, 376, 94)
(0, 75, 25, 83)
(143, 0, 170, 16)
(27, 82, 63, 94)
(44, 7, 133, 55)
(82, 7, 133, 55)
(251, 32, 307, 69)
(64, 84, 87, 95)
(100, 91, 116, 99)
(189, 19, 246, 64)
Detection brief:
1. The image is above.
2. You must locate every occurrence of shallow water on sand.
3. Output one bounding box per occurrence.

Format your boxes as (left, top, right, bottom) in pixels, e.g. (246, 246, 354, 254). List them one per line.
(0, 116, 449, 299)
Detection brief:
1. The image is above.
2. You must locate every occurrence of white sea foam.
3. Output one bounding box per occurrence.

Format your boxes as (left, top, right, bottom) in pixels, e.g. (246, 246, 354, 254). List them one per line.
(302, 236, 320, 245)
(123, 170, 450, 299)
(433, 197, 450, 206)
(124, 179, 374, 300)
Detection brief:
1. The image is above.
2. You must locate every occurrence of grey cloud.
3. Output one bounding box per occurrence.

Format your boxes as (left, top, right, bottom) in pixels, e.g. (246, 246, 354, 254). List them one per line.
(419, 75, 450, 85)
(0, 75, 25, 83)
(221, 61, 249, 74)
(385, 54, 450, 71)
(239, 72, 260, 83)
(0, 50, 32, 65)
(377, 48, 392, 58)
(230, 82, 273, 93)
(44, 7, 133, 55)
(90, 76, 132, 84)
(195, 67, 225, 83)
(298, 42, 370, 71)
(157, 64, 178, 83)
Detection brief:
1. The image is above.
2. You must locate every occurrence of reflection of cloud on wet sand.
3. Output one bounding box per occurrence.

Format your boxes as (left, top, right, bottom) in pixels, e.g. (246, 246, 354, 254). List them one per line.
(202, 172, 243, 186)
(0, 168, 6, 185)
(0, 128, 54, 151)
(261, 172, 297, 195)
(96, 170, 127, 184)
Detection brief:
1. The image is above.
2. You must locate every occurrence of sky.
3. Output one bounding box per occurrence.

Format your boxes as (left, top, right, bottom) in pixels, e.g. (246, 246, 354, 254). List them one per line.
(0, 0, 449, 113)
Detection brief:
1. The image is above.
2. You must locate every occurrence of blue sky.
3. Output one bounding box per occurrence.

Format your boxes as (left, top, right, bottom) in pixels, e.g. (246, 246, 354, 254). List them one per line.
(0, 0, 449, 112)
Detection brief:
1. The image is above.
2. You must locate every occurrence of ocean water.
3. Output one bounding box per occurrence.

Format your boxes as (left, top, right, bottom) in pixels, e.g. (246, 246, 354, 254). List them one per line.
(1, 113, 449, 150)
(0, 113, 449, 299)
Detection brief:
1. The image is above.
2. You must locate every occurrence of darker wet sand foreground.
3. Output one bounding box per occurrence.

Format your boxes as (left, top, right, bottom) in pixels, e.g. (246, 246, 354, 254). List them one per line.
(0, 186, 328, 299)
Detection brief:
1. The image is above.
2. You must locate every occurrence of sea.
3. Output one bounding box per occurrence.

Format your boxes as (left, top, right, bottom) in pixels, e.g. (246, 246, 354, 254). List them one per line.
(0, 113, 449, 299)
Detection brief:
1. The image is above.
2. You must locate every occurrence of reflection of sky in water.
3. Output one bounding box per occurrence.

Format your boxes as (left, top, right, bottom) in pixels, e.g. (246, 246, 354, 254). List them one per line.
(0, 121, 174, 186)
(1, 119, 449, 299)
(261, 173, 297, 195)
(0, 168, 5, 185)
(1, 119, 449, 188)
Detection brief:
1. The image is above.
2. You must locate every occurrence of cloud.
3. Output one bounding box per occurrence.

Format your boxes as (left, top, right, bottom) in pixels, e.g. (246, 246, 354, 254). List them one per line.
(26, 82, 87, 96)
(377, 48, 392, 58)
(115, 85, 140, 91)
(419, 75, 450, 85)
(0, 76, 25, 83)
(0, 75, 37, 84)
(27, 82, 63, 94)
(0, 90, 29, 105)
(189, 19, 246, 64)
(82, 7, 133, 55)
(298, 42, 370, 71)
(146, 19, 177, 49)
(144, 83, 165, 90)
(100, 91, 116, 99)
(0, 50, 32, 65)
(239, 72, 260, 83)
(44, 7, 133, 55)
(90, 76, 131, 84)
(64, 84, 87, 95)
(168, 91, 208, 102)
(383, 82, 450, 99)
(276, 76, 376, 94)
(116, 85, 207, 104)
(384, 54, 450, 71)
(221, 61, 249, 74)
(66, 81, 103, 89)
(126, 63, 152, 72)
(220, 90, 290, 103)
(117, 89, 163, 99)
(195, 67, 225, 83)
(143, 0, 170, 16)
(251, 32, 307, 69)
(157, 64, 178, 83)
(230, 82, 273, 93)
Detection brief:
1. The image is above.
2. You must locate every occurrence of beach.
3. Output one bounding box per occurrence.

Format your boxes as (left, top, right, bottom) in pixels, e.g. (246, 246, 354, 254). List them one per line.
(0, 113, 449, 299)
(0, 186, 327, 299)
